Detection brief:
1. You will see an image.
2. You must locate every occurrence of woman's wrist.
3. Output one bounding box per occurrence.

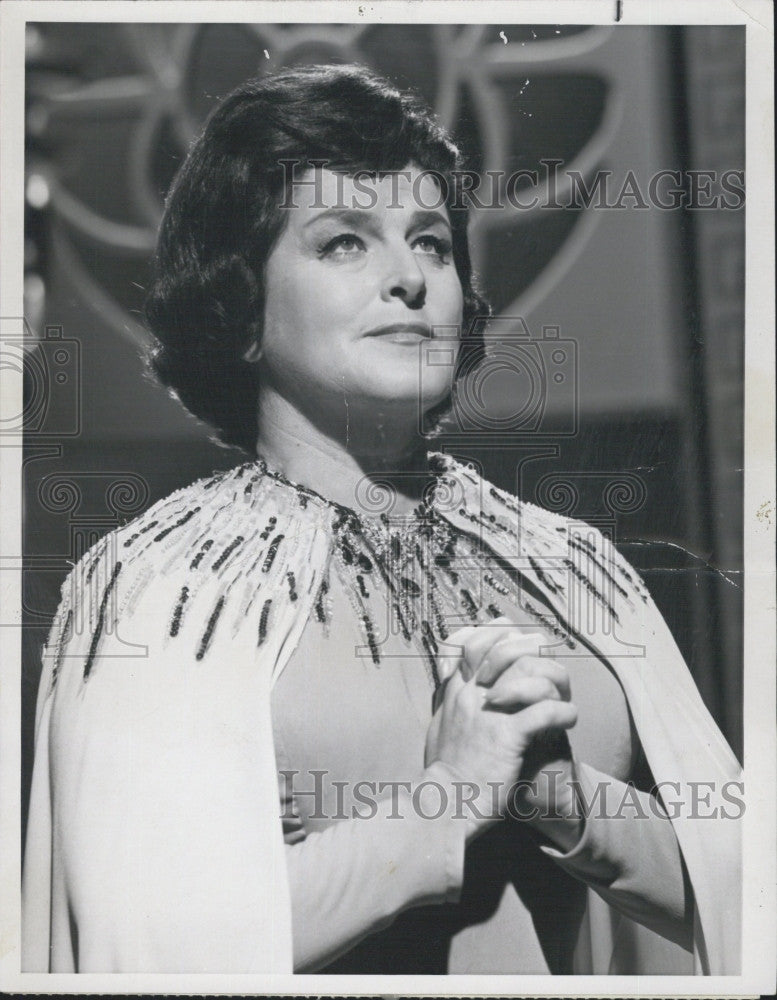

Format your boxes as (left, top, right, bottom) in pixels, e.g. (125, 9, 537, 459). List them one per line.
(421, 760, 497, 845)
(525, 810, 584, 853)
(422, 758, 587, 850)
(516, 758, 585, 853)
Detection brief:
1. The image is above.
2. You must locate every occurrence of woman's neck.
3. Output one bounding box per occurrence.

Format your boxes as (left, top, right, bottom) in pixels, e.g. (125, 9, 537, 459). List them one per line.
(254, 389, 434, 516)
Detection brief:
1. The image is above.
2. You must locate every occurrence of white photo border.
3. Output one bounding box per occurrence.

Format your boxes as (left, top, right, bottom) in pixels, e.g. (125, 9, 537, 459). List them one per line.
(0, 1, 773, 996)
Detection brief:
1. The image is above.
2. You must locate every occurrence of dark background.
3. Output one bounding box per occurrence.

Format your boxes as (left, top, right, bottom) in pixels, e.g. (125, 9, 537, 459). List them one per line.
(20, 23, 744, 839)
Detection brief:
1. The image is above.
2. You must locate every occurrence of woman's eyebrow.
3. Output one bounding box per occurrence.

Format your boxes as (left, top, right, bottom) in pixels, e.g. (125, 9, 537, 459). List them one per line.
(406, 210, 452, 235)
(303, 208, 380, 231)
(302, 207, 452, 234)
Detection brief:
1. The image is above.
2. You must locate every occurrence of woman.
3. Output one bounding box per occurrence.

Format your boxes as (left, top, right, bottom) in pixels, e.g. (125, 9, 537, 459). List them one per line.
(23, 64, 741, 975)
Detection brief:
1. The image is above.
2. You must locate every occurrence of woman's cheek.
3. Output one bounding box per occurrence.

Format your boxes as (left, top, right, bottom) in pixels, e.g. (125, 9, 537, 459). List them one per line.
(436, 272, 464, 324)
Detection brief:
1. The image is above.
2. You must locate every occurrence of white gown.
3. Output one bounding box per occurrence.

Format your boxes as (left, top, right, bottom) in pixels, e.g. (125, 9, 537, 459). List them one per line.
(22, 453, 742, 973)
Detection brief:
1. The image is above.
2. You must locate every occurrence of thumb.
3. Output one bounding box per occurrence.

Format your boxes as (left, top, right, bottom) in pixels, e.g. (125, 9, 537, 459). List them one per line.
(500, 630, 547, 659)
(435, 625, 479, 683)
(432, 662, 466, 713)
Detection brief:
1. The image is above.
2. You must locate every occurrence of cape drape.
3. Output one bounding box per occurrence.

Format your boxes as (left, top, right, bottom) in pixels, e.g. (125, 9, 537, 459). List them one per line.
(22, 453, 742, 974)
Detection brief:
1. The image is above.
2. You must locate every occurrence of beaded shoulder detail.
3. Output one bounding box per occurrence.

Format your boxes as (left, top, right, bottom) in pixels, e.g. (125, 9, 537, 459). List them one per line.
(431, 454, 651, 639)
(45, 460, 338, 690)
(44, 452, 651, 694)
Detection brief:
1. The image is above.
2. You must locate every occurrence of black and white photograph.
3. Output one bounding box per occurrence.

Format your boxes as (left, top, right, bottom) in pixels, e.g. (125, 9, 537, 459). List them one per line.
(0, 0, 774, 994)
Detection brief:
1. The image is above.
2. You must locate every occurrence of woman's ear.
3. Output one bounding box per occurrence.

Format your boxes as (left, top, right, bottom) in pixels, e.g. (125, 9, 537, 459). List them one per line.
(242, 340, 263, 364)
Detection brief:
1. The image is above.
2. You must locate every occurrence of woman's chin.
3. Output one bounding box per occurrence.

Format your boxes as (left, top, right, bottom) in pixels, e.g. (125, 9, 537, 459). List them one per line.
(351, 378, 451, 418)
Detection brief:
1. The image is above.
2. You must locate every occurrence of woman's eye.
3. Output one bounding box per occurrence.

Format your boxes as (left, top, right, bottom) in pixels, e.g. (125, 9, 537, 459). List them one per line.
(413, 235, 453, 261)
(319, 234, 365, 257)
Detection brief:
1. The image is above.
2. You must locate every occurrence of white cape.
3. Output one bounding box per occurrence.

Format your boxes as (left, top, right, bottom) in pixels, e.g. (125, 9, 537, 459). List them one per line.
(22, 454, 742, 974)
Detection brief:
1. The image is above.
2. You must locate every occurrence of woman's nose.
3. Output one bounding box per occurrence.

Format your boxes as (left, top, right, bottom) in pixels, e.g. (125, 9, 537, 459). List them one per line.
(380, 247, 426, 307)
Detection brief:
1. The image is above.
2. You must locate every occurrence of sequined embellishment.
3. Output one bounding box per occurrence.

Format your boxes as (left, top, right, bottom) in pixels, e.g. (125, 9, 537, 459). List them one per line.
(47, 452, 645, 690)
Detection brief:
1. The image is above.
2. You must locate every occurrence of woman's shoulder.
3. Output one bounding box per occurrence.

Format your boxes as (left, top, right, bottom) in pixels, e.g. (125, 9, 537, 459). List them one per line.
(50, 462, 334, 648)
(71, 459, 332, 581)
(57, 463, 241, 586)
(41, 460, 337, 693)
(432, 451, 599, 535)
(431, 451, 650, 602)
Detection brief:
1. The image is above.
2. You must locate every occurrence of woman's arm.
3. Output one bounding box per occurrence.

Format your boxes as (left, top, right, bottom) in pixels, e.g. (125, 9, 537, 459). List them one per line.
(446, 621, 695, 953)
(286, 646, 579, 971)
(284, 763, 466, 971)
(23, 548, 295, 973)
(527, 759, 694, 951)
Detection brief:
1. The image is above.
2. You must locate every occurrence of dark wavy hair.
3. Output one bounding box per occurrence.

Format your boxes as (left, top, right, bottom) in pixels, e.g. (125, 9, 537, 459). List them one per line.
(145, 63, 489, 452)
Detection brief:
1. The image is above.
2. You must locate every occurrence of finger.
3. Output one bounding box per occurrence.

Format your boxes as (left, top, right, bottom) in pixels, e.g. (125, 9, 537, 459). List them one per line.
(443, 664, 467, 699)
(432, 664, 466, 714)
(435, 625, 479, 683)
(476, 636, 540, 686)
(478, 652, 571, 701)
(483, 672, 565, 711)
(512, 699, 579, 740)
(459, 619, 518, 680)
(475, 635, 553, 686)
(445, 624, 483, 644)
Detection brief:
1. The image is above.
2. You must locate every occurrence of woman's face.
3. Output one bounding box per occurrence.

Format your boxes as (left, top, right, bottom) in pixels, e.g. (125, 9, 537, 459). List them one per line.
(259, 164, 464, 424)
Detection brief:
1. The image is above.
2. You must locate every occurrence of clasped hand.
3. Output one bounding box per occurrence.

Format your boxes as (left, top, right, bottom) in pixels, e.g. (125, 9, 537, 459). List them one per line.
(425, 618, 582, 847)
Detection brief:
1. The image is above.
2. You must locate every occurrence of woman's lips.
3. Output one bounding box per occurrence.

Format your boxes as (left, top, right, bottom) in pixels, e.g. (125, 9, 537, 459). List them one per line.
(364, 322, 432, 344)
